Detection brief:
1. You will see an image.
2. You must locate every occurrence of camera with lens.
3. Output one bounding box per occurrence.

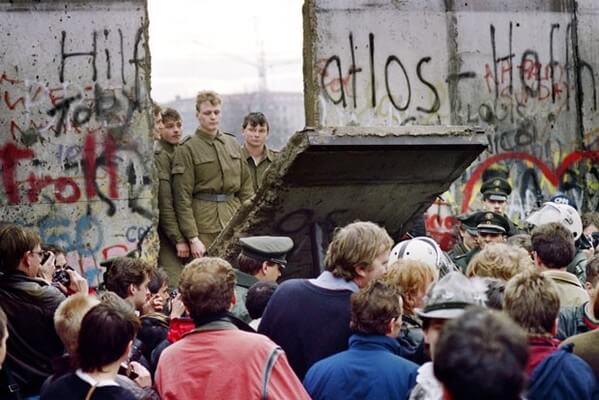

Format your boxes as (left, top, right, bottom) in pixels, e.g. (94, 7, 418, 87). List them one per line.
(52, 266, 73, 286)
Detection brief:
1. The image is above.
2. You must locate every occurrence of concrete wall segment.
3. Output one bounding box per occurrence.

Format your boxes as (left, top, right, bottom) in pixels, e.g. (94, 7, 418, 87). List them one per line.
(0, 0, 156, 286)
(304, 0, 599, 227)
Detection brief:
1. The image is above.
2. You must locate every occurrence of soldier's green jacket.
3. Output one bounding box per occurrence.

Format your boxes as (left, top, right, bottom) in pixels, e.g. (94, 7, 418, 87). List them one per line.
(453, 247, 480, 273)
(447, 241, 469, 261)
(231, 269, 259, 323)
(155, 140, 184, 245)
(172, 129, 254, 239)
(240, 145, 279, 192)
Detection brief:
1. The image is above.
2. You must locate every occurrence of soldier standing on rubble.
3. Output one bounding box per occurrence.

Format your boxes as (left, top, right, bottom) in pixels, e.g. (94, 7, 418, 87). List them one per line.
(172, 91, 254, 258)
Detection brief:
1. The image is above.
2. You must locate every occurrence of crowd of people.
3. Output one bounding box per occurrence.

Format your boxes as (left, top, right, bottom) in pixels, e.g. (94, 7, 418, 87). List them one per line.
(0, 89, 598, 399)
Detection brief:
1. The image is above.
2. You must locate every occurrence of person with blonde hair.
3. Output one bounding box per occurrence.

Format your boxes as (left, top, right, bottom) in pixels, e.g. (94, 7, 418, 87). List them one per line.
(503, 271, 598, 399)
(383, 260, 436, 364)
(303, 280, 418, 400)
(172, 90, 254, 258)
(156, 257, 309, 400)
(466, 243, 533, 281)
(259, 221, 393, 379)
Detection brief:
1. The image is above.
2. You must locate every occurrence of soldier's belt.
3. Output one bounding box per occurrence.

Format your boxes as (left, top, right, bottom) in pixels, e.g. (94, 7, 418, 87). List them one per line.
(193, 192, 234, 202)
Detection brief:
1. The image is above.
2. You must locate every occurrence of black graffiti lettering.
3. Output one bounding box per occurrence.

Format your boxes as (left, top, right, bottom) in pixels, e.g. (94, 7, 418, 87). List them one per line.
(46, 94, 82, 135)
(321, 55, 347, 107)
(369, 33, 376, 108)
(275, 209, 315, 234)
(478, 103, 495, 123)
(72, 105, 92, 127)
(60, 30, 97, 83)
(128, 27, 145, 113)
(549, 23, 560, 103)
(579, 61, 597, 111)
(94, 84, 122, 124)
(416, 57, 441, 114)
(119, 28, 126, 85)
(385, 55, 411, 111)
(348, 33, 362, 109)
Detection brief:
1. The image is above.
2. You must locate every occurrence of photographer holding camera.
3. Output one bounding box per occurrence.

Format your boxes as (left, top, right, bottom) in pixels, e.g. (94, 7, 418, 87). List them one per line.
(0, 225, 88, 398)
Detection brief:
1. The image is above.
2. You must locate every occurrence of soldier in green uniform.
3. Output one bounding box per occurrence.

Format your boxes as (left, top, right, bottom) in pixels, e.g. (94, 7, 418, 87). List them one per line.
(240, 112, 278, 192)
(448, 213, 479, 262)
(453, 211, 510, 272)
(232, 236, 293, 322)
(480, 177, 520, 236)
(155, 108, 189, 284)
(172, 91, 254, 258)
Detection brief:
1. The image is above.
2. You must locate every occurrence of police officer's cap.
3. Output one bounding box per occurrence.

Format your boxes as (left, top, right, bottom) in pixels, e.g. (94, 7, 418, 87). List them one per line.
(480, 178, 512, 201)
(456, 213, 479, 235)
(475, 211, 510, 235)
(99, 249, 140, 269)
(239, 236, 294, 268)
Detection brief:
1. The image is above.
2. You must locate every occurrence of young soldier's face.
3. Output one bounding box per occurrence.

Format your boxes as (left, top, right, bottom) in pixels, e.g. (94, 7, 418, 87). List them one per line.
(483, 198, 507, 214)
(162, 119, 182, 145)
(196, 101, 221, 134)
(153, 112, 163, 140)
(242, 123, 269, 149)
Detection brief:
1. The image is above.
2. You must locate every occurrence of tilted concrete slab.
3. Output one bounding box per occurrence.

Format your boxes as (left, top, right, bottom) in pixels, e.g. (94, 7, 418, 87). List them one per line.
(209, 126, 487, 279)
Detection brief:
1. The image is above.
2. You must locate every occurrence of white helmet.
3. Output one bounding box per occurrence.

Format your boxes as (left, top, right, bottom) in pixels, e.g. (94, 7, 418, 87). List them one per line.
(389, 237, 441, 268)
(525, 202, 582, 240)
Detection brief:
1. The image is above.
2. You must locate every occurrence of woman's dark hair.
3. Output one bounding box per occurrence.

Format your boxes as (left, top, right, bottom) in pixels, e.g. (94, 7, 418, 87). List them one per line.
(148, 268, 169, 294)
(77, 303, 140, 372)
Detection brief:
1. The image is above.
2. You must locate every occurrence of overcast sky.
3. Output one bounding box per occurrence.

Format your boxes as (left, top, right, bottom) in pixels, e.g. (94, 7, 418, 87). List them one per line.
(148, 0, 304, 103)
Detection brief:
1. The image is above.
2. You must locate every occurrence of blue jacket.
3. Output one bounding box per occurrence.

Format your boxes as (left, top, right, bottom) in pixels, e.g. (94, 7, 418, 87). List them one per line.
(303, 334, 418, 400)
(528, 344, 599, 400)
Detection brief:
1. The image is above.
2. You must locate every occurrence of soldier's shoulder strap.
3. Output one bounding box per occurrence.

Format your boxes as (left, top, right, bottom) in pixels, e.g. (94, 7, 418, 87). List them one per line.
(181, 135, 193, 144)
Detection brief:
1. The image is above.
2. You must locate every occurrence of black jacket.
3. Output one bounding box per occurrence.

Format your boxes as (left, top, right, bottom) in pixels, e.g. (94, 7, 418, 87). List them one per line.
(0, 271, 65, 396)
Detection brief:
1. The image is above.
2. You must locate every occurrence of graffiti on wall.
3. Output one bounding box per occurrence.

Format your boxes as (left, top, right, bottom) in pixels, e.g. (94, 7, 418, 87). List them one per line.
(0, 9, 154, 287)
(312, 12, 599, 246)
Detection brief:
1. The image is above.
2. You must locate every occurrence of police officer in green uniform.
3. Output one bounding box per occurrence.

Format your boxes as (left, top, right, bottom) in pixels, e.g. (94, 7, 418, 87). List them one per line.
(480, 177, 520, 236)
(172, 91, 254, 258)
(155, 108, 189, 284)
(453, 211, 511, 272)
(232, 236, 294, 323)
(448, 212, 479, 262)
(240, 112, 279, 192)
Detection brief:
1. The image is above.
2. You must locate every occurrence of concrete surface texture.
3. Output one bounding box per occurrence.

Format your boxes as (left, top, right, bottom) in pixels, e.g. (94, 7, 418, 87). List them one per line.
(0, 1, 155, 286)
(304, 0, 599, 243)
(210, 126, 486, 279)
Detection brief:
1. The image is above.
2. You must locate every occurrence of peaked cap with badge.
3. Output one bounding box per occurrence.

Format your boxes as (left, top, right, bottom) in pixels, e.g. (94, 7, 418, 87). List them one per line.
(239, 236, 294, 267)
(457, 213, 479, 236)
(475, 211, 511, 235)
(480, 178, 512, 201)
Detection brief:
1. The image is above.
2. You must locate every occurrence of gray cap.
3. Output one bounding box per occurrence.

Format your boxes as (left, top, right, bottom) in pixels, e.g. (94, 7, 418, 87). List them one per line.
(416, 272, 482, 320)
(239, 236, 294, 267)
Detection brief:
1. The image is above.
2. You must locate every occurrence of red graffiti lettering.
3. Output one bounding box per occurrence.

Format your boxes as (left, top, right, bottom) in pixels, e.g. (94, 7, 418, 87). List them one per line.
(3, 91, 25, 110)
(54, 177, 81, 203)
(83, 133, 97, 199)
(26, 174, 53, 203)
(0, 143, 34, 204)
(101, 244, 128, 260)
(104, 135, 118, 198)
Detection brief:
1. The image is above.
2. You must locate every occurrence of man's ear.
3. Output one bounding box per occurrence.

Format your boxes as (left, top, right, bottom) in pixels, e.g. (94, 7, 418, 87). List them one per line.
(354, 262, 369, 278)
(128, 283, 136, 297)
(261, 262, 270, 275)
